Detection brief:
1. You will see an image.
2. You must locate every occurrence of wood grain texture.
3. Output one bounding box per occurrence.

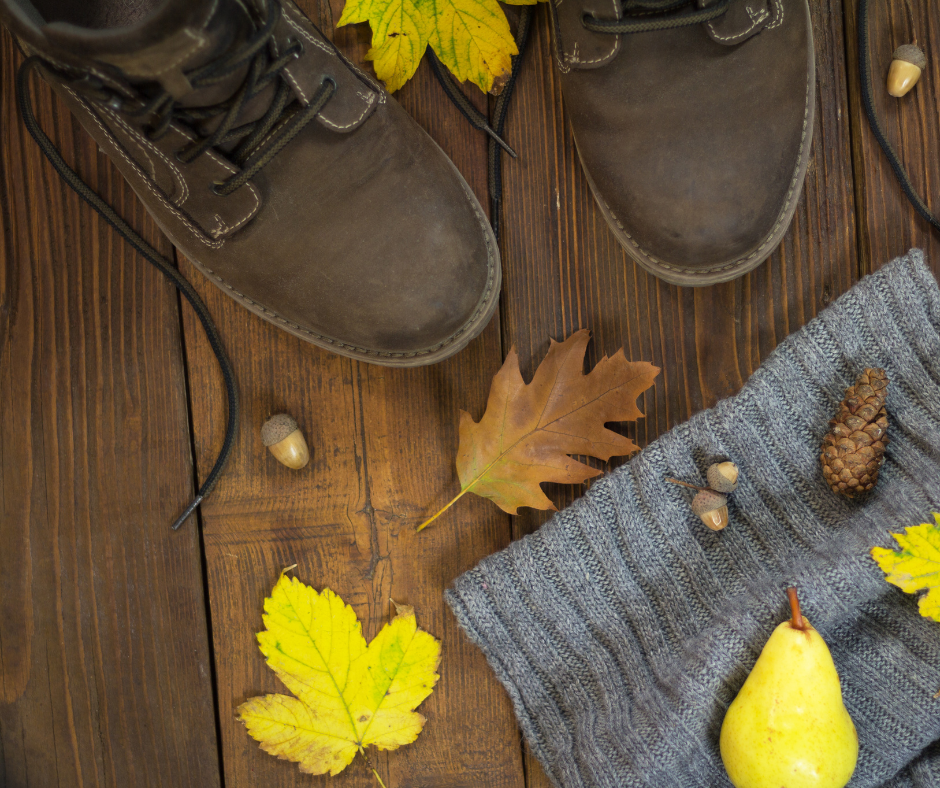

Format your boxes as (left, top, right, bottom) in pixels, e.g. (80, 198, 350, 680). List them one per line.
(493, 1, 860, 783)
(0, 32, 221, 788)
(3, 0, 938, 786)
(178, 5, 525, 787)
(843, 0, 940, 275)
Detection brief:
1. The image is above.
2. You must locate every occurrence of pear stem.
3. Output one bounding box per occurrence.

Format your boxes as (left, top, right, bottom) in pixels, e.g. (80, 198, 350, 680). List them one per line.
(787, 586, 807, 631)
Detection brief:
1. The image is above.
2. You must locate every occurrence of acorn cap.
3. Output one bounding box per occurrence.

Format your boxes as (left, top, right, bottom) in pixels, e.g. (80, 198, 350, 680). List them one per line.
(707, 461, 739, 493)
(691, 489, 728, 516)
(894, 43, 926, 70)
(261, 414, 300, 446)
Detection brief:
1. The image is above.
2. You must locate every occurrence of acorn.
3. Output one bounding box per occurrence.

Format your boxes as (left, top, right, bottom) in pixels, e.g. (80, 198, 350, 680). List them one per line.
(706, 461, 739, 494)
(261, 414, 310, 469)
(888, 43, 926, 97)
(692, 489, 729, 531)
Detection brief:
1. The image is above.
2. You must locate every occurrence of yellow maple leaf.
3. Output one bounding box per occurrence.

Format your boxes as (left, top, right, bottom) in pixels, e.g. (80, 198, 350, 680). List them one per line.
(871, 513, 940, 623)
(338, 0, 533, 93)
(237, 573, 441, 780)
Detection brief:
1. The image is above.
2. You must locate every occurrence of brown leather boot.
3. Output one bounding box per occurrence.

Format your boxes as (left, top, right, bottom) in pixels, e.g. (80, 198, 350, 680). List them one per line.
(550, 0, 815, 286)
(3, 0, 500, 365)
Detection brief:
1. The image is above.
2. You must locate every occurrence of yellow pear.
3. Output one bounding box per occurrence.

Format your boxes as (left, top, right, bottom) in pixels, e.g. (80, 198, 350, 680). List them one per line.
(719, 588, 858, 788)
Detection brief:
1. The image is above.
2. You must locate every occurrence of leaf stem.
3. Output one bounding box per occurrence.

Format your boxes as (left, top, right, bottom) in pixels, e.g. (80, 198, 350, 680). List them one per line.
(665, 477, 708, 492)
(416, 487, 469, 532)
(360, 749, 388, 788)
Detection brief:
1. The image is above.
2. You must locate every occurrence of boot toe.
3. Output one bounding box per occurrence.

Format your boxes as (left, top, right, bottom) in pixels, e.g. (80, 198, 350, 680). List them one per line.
(325, 197, 499, 358)
(192, 99, 500, 365)
(561, 0, 814, 286)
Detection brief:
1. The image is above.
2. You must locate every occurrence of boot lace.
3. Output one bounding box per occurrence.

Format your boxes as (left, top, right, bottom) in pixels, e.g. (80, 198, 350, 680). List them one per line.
(15, 0, 337, 529)
(68, 0, 335, 195)
(583, 0, 731, 35)
(858, 0, 940, 234)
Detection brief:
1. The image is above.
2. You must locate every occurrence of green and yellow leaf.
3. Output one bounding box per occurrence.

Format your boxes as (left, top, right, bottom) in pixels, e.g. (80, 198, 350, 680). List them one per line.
(871, 513, 940, 623)
(338, 0, 539, 93)
(339, 0, 430, 92)
(237, 573, 441, 778)
(424, 0, 516, 92)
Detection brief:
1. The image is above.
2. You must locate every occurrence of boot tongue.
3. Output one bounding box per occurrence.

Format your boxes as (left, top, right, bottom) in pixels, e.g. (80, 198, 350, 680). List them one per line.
(42, 0, 226, 97)
(42, 0, 236, 98)
(45, 0, 279, 151)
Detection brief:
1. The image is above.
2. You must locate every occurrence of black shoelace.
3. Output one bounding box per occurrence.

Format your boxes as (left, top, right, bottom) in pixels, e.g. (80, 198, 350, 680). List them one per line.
(858, 0, 940, 234)
(583, 0, 731, 35)
(428, 5, 534, 243)
(16, 0, 336, 529)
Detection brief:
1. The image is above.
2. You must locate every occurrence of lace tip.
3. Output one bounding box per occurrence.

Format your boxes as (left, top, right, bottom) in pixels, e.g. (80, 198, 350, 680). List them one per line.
(485, 126, 517, 158)
(171, 495, 204, 530)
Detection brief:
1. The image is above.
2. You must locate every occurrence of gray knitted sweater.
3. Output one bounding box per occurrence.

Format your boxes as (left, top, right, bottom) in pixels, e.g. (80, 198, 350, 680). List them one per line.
(446, 251, 940, 788)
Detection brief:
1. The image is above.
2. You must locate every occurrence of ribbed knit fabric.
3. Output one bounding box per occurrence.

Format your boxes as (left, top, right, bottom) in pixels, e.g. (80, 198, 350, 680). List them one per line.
(446, 250, 940, 788)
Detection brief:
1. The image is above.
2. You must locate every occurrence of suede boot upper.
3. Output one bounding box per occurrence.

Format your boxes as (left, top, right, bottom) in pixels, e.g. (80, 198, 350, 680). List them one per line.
(3, 0, 501, 364)
(550, 0, 815, 286)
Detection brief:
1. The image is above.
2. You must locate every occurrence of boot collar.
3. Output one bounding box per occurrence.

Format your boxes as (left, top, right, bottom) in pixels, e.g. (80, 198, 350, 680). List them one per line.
(552, 0, 782, 73)
(4, 0, 220, 97)
(4, 0, 379, 132)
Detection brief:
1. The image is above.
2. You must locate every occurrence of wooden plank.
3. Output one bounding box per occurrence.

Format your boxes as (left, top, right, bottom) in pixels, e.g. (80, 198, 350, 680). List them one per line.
(178, 4, 526, 786)
(843, 0, 940, 275)
(0, 32, 221, 788)
(492, 2, 859, 784)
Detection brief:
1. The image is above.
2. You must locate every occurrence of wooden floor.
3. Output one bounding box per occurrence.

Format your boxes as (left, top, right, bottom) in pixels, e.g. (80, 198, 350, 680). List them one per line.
(2, 1, 940, 785)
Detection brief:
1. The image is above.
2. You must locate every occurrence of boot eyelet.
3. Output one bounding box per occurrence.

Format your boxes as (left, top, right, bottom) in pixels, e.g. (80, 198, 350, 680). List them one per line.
(174, 149, 186, 163)
(286, 37, 305, 59)
(73, 74, 104, 92)
(210, 182, 226, 196)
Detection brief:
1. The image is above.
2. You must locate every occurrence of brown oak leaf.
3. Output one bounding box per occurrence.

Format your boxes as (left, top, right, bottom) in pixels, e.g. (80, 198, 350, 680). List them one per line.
(418, 330, 659, 529)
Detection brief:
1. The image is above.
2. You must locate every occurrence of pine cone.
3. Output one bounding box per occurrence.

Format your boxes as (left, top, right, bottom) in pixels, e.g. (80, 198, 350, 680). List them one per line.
(820, 368, 889, 498)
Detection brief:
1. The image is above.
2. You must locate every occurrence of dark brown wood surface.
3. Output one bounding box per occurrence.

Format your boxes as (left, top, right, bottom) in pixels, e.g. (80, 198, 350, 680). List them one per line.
(2, 0, 939, 786)
(844, 0, 940, 277)
(0, 33, 221, 788)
